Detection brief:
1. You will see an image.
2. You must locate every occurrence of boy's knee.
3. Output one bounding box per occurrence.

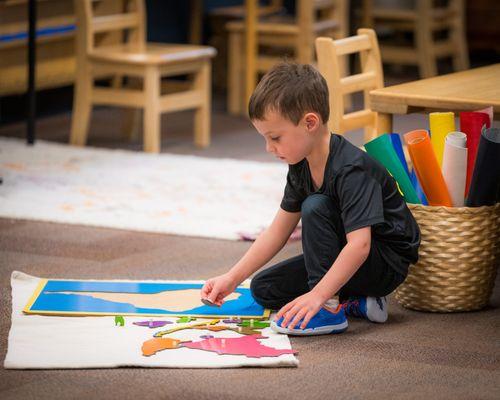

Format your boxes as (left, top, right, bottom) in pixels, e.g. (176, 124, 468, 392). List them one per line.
(250, 271, 266, 302)
(301, 194, 333, 222)
(250, 270, 285, 309)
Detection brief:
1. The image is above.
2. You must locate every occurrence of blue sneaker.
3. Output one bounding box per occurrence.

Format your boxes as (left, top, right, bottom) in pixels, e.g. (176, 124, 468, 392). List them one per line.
(342, 296, 388, 323)
(270, 306, 348, 336)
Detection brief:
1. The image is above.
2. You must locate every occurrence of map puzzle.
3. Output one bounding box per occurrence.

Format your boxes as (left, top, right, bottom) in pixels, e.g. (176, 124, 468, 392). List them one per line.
(23, 279, 269, 318)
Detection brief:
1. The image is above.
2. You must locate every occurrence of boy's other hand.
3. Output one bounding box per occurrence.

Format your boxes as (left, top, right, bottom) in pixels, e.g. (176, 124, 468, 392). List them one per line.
(201, 273, 238, 307)
(274, 291, 326, 330)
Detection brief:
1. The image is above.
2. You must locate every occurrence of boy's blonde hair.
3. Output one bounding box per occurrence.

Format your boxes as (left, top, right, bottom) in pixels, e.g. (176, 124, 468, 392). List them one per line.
(248, 62, 329, 125)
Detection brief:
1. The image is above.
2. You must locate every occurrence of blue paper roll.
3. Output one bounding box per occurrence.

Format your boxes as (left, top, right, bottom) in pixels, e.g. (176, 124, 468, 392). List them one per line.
(410, 169, 428, 206)
(390, 133, 411, 177)
(390, 133, 427, 205)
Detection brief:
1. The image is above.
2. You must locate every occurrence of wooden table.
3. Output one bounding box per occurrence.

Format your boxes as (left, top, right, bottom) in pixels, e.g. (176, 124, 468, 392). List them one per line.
(369, 64, 500, 134)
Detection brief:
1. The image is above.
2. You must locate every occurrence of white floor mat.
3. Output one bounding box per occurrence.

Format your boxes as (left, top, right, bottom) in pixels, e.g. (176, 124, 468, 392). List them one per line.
(4, 272, 298, 369)
(0, 138, 287, 240)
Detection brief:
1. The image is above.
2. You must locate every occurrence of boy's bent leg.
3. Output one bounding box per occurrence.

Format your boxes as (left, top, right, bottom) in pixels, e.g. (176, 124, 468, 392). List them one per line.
(339, 242, 407, 299)
(300, 193, 406, 298)
(300, 194, 406, 324)
(301, 194, 347, 289)
(250, 255, 310, 310)
(339, 242, 407, 323)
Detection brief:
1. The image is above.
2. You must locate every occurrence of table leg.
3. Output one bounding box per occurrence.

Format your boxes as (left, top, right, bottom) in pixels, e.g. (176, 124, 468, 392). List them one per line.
(189, 0, 202, 44)
(27, 0, 37, 145)
(377, 112, 393, 135)
(244, 0, 257, 112)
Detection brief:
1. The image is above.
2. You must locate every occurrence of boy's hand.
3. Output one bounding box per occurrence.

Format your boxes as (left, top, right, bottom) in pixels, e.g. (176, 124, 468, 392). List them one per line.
(201, 273, 238, 307)
(274, 290, 326, 330)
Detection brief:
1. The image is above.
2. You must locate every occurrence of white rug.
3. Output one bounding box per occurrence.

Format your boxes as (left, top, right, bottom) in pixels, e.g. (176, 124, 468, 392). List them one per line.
(0, 137, 288, 240)
(4, 272, 299, 369)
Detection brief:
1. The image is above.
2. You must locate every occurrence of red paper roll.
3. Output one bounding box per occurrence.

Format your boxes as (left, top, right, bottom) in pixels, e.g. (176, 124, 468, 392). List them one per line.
(460, 112, 491, 196)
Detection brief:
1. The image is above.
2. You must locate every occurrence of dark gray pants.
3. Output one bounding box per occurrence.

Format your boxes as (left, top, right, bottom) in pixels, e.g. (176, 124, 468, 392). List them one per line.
(250, 194, 406, 309)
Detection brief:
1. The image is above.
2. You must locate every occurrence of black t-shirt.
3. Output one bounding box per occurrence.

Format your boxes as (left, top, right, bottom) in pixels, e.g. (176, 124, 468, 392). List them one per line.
(280, 134, 420, 275)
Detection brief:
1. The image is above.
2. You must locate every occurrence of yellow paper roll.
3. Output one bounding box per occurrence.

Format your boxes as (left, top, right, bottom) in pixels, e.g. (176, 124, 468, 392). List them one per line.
(429, 112, 455, 167)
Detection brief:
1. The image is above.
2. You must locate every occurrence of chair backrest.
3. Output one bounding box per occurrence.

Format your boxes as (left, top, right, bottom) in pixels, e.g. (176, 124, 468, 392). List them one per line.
(315, 28, 383, 142)
(264, 0, 285, 14)
(362, 0, 464, 27)
(296, 0, 349, 63)
(74, 0, 145, 55)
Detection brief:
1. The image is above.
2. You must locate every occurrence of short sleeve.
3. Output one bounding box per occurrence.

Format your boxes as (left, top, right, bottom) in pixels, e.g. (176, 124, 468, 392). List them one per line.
(334, 165, 385, 233)
(280, 170, 306, 213)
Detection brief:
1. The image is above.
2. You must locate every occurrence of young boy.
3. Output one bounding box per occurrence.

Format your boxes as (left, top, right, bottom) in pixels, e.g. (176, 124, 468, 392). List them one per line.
(201, 62, 420, 335)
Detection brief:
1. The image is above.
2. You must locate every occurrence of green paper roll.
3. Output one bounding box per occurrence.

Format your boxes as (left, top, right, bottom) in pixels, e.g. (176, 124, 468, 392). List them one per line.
(364, 134, 421, 204)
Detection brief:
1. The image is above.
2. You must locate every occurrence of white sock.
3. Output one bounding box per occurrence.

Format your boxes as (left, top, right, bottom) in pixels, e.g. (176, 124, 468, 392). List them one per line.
(324, 297, 339, 310)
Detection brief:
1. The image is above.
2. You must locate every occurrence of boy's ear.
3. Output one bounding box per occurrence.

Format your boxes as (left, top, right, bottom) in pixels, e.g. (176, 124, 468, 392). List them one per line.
(303, 112, 321, 131)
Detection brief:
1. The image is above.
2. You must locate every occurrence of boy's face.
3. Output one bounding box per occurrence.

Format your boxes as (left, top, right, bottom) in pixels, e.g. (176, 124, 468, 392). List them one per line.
(252, 110, 319, 165)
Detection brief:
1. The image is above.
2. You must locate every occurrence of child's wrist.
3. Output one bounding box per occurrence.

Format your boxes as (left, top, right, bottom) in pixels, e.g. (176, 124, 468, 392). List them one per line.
(226, 269, 244, 286)
(311, 286, 333, 303)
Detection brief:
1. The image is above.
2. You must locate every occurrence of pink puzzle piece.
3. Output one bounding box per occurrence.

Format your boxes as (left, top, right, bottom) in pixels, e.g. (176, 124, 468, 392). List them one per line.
(180, 334, 297, 358)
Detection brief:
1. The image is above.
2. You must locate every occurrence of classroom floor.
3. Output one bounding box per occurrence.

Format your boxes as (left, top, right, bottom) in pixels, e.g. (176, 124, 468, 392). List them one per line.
(1, 85, 499, 399)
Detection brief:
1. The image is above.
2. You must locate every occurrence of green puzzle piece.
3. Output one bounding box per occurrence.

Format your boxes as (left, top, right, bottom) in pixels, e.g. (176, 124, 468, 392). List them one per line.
(176, 316, 196, 323)
(115, 315, 125, 326)
(238, 320, 270, 328)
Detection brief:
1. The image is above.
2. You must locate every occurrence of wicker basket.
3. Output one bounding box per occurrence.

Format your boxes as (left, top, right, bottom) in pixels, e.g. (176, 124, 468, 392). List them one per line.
(395, 202, 500, 312)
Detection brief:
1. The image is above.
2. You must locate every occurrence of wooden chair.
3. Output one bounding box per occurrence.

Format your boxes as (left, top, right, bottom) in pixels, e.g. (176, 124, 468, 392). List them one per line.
(315, 28, 383, 142)
(210, 0, 284, 19)
(207, 0, 284, 91)
(226, 0, 349, 115)
(362, 0, 469, 78)
(70, 0, 216, 153)
(189, 0, 285, 45)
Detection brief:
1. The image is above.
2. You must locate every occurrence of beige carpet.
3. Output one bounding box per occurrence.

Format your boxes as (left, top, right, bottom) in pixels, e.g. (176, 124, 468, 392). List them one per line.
(1, 218, 499, 400)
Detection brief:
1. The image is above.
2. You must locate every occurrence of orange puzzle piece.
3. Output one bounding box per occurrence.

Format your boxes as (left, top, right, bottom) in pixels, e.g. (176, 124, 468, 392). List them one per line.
(142, 337, 183, 357)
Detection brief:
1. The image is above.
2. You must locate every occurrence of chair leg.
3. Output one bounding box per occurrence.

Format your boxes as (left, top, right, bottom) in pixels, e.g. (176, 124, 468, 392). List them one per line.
(364, 125, 377, 142)
(125, 109, 142, 142)
(451, 34, 469, 72)
(111, 74, 122, 88)
(450, 3, 469, 72)
(70, 62, 92, 146)
(194, 61, 211, 148)
(415, 3, 437, 79)
(415, 26, 437, 78)
(228, 30, 244, 115)
(112, 75, 141, 142)
(143, 66, 161, 153)
(376, 112, 393, 136)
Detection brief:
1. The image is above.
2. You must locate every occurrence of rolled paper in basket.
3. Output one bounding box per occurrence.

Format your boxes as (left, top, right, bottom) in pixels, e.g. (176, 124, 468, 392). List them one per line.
(390, 133, 426, 203)
(429, 112, 455, 167)
(410, 169, 428, 205)
(403, 130, 452, 206)
(475, 106, 493, 125)
(466, 127, 500, 207)
(364, 134, 420, 204)
(441, 132, 467, 207)
(460, 111, 491, 196)
(389, 133, 411, 177)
